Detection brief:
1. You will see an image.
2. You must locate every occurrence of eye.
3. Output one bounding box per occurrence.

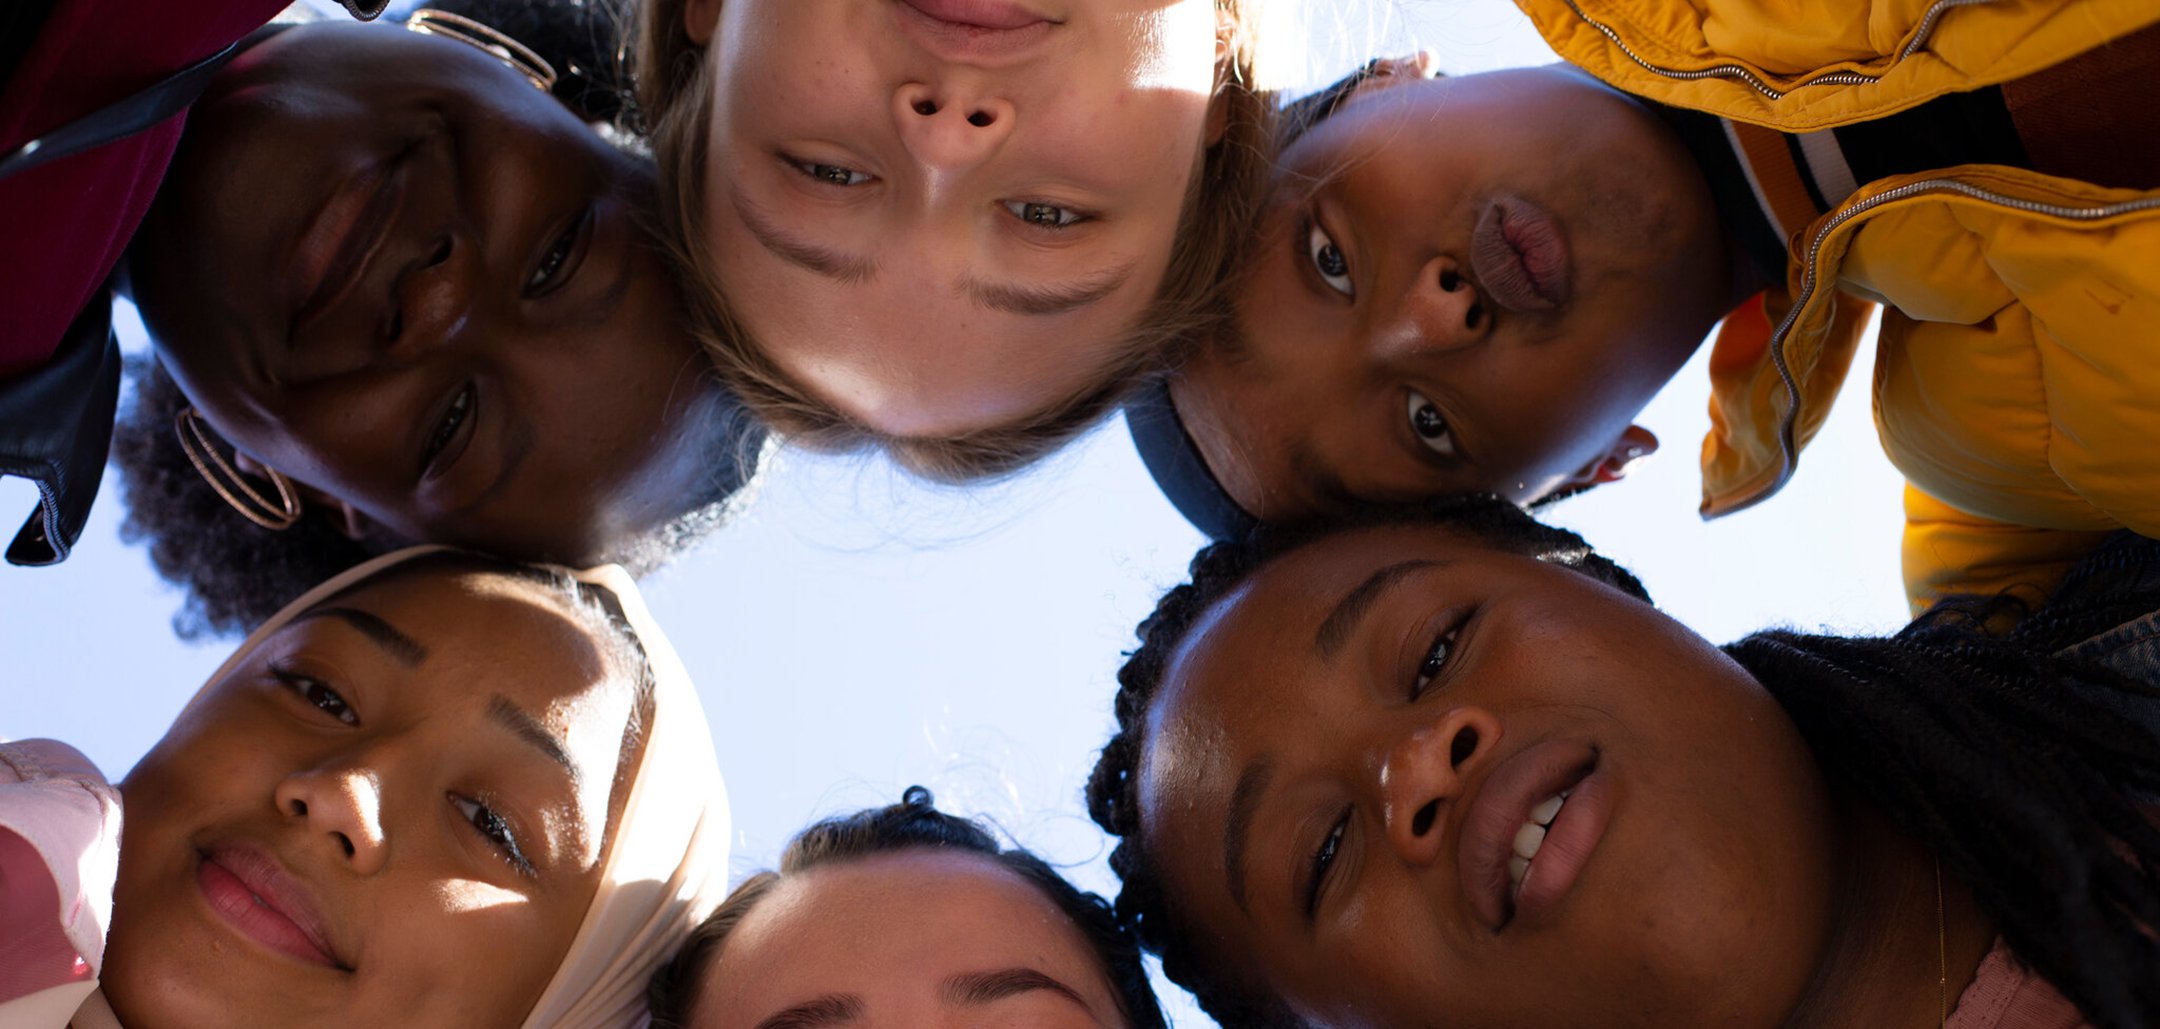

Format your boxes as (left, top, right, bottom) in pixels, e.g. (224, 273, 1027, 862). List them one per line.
(790, 159, 873, 187)
(422, 385, 474, 473)
(453, 795, 534, 875)
(1406, 389, 1456, 456)
(271, 666, 358, 726)
(1002, 201, 1090, 230)
(1413, 626, 1460, 698)
(1307, 220, 1353, 296)
(527, 206, 592, 295)
(1304, 810, 1351, 918)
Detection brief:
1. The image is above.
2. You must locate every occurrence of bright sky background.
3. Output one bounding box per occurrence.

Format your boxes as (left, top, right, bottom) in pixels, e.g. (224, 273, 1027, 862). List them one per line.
(0, 1, 1911, 1024)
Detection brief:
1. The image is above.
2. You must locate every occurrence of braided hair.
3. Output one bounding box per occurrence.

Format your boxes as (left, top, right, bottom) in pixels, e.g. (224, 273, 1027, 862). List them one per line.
(647, 786, 1168, 1029)
(1086, 498, 2160, 1029)
(1085, 496, 1647, 1027)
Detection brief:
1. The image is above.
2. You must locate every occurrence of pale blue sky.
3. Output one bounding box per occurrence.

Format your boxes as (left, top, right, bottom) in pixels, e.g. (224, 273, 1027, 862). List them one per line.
(0, 2, 1911, 1023)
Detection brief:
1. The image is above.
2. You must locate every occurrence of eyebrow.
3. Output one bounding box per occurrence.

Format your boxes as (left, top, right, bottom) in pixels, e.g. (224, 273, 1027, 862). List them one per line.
(733, 193, 878, 284)
(942, 967, 1095, 1015)
(753, 993, 864, 1029)
(1223, 758, 1275, 915)
(292, 607, 428, 667)
(487, 693, 578, 785)
(960, 264, 1133, 317)
(735, 191, 1131, 317)
(1314, 559, 1443, 660)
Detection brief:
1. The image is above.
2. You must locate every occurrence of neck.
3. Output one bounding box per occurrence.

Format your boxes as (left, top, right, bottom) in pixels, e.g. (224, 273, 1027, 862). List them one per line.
(1784, 795, 1996, 1029)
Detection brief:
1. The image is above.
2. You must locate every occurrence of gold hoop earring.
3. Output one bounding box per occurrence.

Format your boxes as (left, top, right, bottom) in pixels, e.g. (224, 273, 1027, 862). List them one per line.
(175, 407, 304, 531)
(405, 10, 558, 93)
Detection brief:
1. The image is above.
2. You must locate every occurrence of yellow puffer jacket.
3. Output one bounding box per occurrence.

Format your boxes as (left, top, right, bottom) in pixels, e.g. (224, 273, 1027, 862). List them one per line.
(1520, 0, 2160, 611)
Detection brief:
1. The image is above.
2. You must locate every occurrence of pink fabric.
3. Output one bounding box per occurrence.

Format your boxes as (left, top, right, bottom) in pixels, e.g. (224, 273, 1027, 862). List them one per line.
(1945, 939, 2089, 1029)
(0, 739, 121, 1015)
(0, 0, 290, 375)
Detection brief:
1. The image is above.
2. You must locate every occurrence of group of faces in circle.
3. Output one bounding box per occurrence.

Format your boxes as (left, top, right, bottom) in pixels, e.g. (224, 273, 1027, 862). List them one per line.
(21, 0, 2160, 1025)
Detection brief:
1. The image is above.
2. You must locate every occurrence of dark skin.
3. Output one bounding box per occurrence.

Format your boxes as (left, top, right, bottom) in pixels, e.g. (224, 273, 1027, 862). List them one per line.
(1173, 66, 1770, 521)
(128, 22, 732, 563)
(1137, 524, 1993, 1027)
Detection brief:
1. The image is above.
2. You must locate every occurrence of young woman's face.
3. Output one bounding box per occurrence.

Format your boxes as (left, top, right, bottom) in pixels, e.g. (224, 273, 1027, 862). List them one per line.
(104, 567, 642, 1028)
(1173, 67, 1734, 521)
(690, 0, 1222, 437)
(692, 850, 1129, 1027)
(130, 22, 733, 564)
(1138, 525, 1841, 1027)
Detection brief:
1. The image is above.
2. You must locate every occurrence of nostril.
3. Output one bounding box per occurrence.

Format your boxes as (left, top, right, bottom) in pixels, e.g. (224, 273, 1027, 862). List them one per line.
(966, 109, 995, 127)
(334, 833, 354, 858)
(1411, 800, 1439, 837)
(1450, 726, 1480, 767)
(1465, 303, 1484, 330)
(427, 235, 452, 267)
(913, 99, 939, 116)
(1440, 268, 1461, 292)
(289, 799, 308, 817)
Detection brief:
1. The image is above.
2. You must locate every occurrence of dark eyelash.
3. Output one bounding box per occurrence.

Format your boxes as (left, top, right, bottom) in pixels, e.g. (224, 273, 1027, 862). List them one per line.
(460, 795, 535, 876)
(527, 206, 591, 295)
(1305, 810, 1350, 918)
(269, 664, 358, 726)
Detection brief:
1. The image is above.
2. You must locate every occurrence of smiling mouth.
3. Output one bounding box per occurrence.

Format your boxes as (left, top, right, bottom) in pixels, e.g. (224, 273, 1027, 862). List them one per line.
(1458, 740, 1608, 931)
(893, 0, 1059, 61)
(289, 146, 417, 343)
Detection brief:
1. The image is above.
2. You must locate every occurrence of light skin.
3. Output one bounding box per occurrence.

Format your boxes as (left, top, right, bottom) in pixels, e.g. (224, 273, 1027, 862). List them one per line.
(1174, 66, 1768, 520)
(103, 566, 644, 1029)
(691, 849, 1128, 1028)
(1137, 524, 1993, 1027)
(129, 22, 733, 563)
(684, 0, 1226, 437)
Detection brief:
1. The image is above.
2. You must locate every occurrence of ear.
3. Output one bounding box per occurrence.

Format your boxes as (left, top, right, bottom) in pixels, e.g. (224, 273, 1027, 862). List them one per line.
(1557, 424, 1660, 492)
(232, 452, 378, 542)
(684, 0, 723, 46)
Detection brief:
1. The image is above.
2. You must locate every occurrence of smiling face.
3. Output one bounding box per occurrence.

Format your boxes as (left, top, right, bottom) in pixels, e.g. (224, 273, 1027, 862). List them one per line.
(689, 0, 1224, 437)
(104, 564, 642, 1028)
(1175, 66, 1739, 519)
(1136, 524, 1841, 1027)
(690, 849, 1130, 1028)
(129, 21, 733, 564)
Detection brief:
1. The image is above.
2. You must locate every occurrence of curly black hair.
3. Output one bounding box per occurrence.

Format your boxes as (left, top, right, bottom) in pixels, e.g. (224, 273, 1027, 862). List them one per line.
(1087, 498, 2160, 1029)
(647, 786, 1168, 1029)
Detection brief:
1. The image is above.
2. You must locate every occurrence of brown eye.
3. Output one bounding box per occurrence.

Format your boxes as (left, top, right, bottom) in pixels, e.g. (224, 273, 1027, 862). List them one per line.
(1003, 200, 1088, 229)
(791, 159, 871, 186)
(1307, 220, 1353, 296)
(1407, 390, 1456, 456)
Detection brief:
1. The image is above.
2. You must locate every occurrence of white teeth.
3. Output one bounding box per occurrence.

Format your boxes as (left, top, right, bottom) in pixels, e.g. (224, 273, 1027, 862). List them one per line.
(1506, 792, 1570, 898)
(1529, 794, 1564, 826)
(1512, 822, 1547, 860)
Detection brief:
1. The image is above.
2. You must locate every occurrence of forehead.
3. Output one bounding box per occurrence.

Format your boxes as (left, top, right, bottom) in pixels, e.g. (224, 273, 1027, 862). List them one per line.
(701, 850, 1109, 1007)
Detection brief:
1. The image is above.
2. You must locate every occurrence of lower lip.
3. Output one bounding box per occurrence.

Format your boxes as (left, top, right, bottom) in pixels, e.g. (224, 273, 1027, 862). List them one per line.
(1470, 198, 1571, 313)
(197, 857, 339, 967)
(1511, 760, 1611, 927)
(894, 0, 1055, 60)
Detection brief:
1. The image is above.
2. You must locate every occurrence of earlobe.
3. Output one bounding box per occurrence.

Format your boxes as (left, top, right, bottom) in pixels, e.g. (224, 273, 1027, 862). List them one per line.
(683, 0, 723, 47)
(1555, 425, 1661, 494)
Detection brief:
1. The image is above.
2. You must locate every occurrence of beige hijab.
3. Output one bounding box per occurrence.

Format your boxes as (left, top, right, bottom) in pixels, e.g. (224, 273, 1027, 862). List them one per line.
(75, 546, 730, 1029)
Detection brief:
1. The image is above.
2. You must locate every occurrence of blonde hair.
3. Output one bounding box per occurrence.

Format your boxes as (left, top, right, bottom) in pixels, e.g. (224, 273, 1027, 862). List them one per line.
(635, 0, 1276, 482)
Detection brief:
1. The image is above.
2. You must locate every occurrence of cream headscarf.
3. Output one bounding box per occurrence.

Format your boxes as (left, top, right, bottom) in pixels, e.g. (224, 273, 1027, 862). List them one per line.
(76, 546, 730, 1029)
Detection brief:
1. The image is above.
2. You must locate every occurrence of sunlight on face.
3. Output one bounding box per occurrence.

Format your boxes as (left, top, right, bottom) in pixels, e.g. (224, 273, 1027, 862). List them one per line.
(694, 0, 1223, 437)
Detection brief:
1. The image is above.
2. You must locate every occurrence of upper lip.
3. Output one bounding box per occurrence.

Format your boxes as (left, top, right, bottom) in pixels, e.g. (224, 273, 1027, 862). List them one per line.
(290, 149, 414, 343)
(892, 0, 1059, 62)
(1468, 198, 1567, 314)
(203, 842, 350, 968)
(1455, 738, 1598, 931)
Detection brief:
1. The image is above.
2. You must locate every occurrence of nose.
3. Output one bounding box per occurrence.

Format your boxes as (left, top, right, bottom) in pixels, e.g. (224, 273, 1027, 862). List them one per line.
(894, 80, 1016, 176)
(1377, 706, 1502, 866)
(275, 764, 389, 876)
(1375, 256, 1490, 362)
(382, 232, 469, 365)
